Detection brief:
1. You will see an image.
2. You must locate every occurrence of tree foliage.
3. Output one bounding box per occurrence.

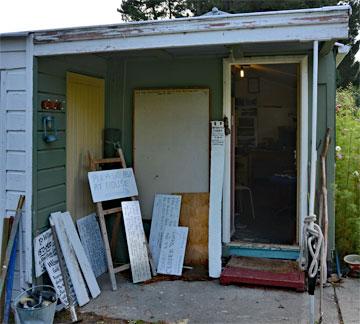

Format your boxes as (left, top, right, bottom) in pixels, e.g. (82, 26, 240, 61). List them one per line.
(118, 0, 359, 86)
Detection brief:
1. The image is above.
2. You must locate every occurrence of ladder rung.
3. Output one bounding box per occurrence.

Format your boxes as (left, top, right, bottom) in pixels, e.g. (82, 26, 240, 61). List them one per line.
(113, 264, 130, 273)
(93, 157, 123, 164)
(102, 207, 122, 215)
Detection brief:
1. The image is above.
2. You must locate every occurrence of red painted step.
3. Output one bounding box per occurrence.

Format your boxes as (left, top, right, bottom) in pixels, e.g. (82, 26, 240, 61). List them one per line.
(220, 256, 305, 292)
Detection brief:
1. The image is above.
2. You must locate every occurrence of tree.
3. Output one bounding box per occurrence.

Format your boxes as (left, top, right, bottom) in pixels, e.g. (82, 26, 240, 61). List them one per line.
(117, 0, 190, 21)
(118, 0, 359, 86)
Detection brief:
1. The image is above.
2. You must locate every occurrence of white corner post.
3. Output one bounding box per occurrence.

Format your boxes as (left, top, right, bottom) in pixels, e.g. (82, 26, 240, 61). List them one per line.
(309, 40, 319, 216)
(308, 40, 319, 324)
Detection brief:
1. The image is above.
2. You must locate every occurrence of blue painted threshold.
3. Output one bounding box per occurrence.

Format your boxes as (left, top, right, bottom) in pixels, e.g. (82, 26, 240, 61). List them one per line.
(223, 243, 300, 260)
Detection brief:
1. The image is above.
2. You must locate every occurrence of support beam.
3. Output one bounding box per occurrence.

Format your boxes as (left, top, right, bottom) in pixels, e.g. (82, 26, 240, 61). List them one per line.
(319, 41, 335, 57)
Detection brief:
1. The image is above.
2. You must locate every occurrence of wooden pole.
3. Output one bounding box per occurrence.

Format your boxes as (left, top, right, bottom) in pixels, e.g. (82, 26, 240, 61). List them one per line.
(0, 195, 25, 297)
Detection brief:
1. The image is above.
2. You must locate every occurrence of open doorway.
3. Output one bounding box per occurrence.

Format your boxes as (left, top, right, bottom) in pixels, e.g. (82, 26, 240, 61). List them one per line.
(231, 63, 299, 245)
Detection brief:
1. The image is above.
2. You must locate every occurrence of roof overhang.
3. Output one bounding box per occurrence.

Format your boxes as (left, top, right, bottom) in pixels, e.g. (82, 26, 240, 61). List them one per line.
(27, 5, 350, 56)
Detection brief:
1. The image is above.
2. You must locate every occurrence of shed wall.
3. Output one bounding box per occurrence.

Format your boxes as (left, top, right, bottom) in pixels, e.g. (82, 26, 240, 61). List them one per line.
(33, 55, 107, 234)
(0, 36, 32, 294)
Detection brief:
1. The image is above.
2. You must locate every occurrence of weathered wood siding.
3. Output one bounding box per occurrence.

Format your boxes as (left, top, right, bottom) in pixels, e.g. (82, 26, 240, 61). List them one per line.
(0, 36, 32, 295)
(34, 55, 106, 235)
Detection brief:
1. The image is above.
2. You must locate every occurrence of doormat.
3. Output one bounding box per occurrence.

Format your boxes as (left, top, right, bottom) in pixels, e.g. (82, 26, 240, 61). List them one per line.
(220, 256, 305, 291)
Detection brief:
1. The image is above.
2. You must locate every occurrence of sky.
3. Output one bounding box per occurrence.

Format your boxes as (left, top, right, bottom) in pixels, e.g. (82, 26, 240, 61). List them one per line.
(0, 0, 123, 33)
(0, 0, 358, 61)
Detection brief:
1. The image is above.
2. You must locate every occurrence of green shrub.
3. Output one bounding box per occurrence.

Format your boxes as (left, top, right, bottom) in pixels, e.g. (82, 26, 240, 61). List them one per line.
(335, 85, 360, 256)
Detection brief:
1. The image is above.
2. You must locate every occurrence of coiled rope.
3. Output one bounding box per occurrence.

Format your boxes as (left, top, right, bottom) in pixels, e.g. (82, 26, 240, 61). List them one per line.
(300, 214, 324, 278)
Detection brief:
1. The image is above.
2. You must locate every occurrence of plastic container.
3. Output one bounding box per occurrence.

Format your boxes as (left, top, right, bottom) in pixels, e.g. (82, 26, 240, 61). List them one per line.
(14, 285, 57, 324)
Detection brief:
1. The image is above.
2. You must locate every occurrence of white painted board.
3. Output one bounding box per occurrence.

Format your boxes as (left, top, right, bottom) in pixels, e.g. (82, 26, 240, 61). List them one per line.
(50, 212, 89, 306)
(60, 212, 100, 298)
(88, 168, 138, 203)
(121, 201, 152, 283)
(149, 194, 182, 267)
(157, 226, 188, 276)
(45, 255, 77, 306)
(208, 121, 225, 278)
(134, 88, 210, 219)
(76, 213, 107, 277)
(33, 228, 56, 277)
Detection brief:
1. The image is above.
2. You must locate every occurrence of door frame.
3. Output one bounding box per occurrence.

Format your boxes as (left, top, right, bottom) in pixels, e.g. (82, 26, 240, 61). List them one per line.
(222, 55, 309, 249)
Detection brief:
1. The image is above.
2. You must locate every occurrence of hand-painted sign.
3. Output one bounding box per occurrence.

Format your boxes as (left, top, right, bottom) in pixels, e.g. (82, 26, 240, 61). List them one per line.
(157, 226, 188, 276)
(88, 168, 138, 202)
(34, 228, 56, 277)
(121, 201, 152, 283)
(77, 213, 107, 277)
(149, 194, 182, 267)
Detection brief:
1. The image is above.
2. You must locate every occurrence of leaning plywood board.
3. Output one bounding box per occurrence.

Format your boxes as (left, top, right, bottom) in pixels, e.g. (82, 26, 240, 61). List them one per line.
(121, 201, 152, 283)
(88, 168, 138, 203)
(157, 226, 188, 276)
(60, 212, 100, 298)
(77, 213, 107, 277)
(208, 122, 225, 278)
(50, 212, 89, 306)
(149, 194, 181, 267)
(177, 193, 209, 266)
(134, 88, 210, 219)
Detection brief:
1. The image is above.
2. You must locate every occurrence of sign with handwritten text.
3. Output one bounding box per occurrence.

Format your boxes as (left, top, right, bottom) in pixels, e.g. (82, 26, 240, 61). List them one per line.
(88, 168, 138, 203)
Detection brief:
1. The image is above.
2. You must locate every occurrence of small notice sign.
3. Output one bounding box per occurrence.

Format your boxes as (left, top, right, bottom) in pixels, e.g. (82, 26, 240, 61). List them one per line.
(45, 255, 77, 306)
(157, 226, 188, 276)
(121, 201, 152, 283)
(149, 194, 182, 267)
(34, 228, 56, 277)
(77, 213, 107, 277)
(88, 168, 138, 203)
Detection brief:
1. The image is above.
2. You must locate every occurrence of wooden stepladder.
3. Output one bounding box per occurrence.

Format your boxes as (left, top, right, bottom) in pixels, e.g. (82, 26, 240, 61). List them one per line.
(88, 149, 155, 291)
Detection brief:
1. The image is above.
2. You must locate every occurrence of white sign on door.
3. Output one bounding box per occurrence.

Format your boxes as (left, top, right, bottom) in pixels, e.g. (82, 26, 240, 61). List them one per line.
(88, 168, 138, 203)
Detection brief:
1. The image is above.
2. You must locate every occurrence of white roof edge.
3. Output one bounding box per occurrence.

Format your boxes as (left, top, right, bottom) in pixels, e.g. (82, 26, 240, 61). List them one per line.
(0, 4, 350, 38)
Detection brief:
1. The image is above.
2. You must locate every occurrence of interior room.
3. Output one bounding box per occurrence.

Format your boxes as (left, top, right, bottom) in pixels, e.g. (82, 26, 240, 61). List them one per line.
(231, 63, 298, 245)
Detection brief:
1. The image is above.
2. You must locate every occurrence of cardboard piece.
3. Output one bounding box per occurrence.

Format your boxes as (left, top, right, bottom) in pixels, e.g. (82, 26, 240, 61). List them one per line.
(149, 194, 182, 267)
(178, 193, 209, 265)
(121, 201, 152, 283)
(157, 226, 188, 276)
(77, 213, 107, 277)
(45, 254, 77, 306)
(208, 121, 225, 278)
(88, 168, 138, 203)
(34, 228, 56, 278)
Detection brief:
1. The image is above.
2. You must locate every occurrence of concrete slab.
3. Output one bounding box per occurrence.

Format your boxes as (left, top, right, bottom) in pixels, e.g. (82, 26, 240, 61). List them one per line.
(335, 278, 360, 324)
(80, 273, 342, 323)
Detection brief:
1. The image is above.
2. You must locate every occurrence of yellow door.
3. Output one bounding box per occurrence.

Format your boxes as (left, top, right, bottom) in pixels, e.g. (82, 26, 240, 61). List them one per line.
(66, 72, 104, 220)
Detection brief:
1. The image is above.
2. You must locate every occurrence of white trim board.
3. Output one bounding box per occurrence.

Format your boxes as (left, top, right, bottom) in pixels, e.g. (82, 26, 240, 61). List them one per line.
(222, 55, 308, 249)
(32, 5, 349, 56)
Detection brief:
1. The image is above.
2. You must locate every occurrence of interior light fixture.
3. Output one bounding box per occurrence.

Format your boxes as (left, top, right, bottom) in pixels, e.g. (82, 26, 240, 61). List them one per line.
(240, 66, 245, 78)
